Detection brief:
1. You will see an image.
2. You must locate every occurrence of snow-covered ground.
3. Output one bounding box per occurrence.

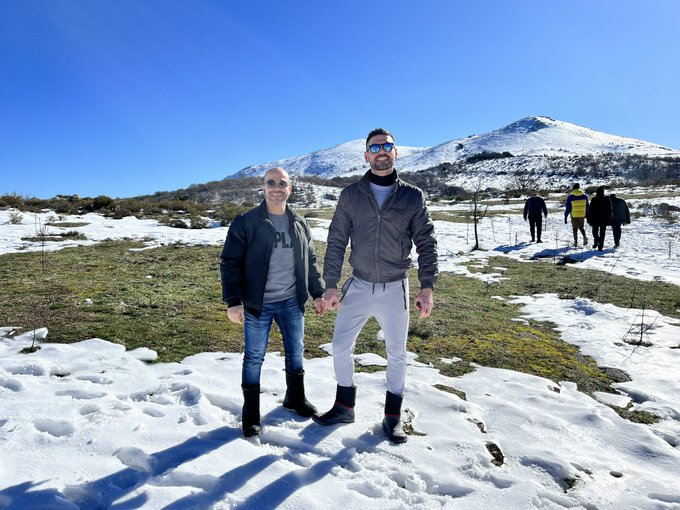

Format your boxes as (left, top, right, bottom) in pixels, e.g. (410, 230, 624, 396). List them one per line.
(1, 195, 680, 509)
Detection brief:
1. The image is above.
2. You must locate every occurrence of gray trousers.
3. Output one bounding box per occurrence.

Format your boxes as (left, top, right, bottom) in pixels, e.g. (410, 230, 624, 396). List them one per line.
(332, 276, 410, 396)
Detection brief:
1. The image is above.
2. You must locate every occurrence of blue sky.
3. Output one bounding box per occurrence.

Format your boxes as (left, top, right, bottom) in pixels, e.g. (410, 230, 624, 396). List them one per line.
(2, 0, 679, 199)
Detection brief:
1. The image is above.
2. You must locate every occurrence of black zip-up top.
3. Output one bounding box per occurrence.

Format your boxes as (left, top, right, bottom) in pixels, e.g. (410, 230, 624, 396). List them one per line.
(220, 201, 324, 318)
(323, 170, 438, 291)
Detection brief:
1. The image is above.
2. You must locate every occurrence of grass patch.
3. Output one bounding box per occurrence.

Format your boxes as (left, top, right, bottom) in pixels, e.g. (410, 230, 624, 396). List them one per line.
(608, 404, 660, 424)
(300, 209, 335, 220)
(478, 256, 680, 320)
(434, 384, 467, 401)
(21, 231, 88, 242)
(2, 239, 678, 414)
(431, 211, 468, 223)
(0, 241, 235, 361)
(46, 222, 90, 228)
(403, 273, 614, 395)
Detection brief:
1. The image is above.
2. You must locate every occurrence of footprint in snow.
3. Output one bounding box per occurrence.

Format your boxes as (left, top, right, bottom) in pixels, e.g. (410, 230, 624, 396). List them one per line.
(79, 404, 101, 416)
(5, 364, 46, 376)
(160, 369, 193, 379)
(0, 377, 23, 392)
(62, 486, 106, 509)
(56, 389, 107, 400)
(129, 382, 202, 406)
(115, 446, 154, 473)
(143, 407, 166, 418)
(179, 410, 208, 425)
(76, 374, 113, 385)
(34, 418, 75, 437)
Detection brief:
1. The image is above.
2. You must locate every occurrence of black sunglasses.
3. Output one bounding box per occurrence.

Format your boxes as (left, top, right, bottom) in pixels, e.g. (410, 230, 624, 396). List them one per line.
(265, 179, 289, 189)
(367, 142, 395, 154)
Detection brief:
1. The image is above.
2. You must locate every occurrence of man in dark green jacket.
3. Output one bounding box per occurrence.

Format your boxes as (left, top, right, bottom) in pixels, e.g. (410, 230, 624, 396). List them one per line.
(220, 167, 326, 437)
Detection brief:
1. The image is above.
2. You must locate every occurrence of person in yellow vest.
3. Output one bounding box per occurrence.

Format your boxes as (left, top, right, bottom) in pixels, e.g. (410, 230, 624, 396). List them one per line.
(564, 183, 589, 247)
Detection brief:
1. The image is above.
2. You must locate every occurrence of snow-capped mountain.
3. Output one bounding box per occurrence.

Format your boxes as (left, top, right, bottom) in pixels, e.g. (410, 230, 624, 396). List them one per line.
(233, 139, 425, 178)
(232, 116, 680, 179)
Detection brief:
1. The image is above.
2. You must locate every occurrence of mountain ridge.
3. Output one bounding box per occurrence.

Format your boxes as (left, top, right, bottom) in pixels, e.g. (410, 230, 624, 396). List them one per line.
(232, 116, 680, 179)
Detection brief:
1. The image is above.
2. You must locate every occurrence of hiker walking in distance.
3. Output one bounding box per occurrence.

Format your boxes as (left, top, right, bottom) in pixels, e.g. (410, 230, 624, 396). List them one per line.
(564, 183, 589, 247)
(523, 192, 548, 243)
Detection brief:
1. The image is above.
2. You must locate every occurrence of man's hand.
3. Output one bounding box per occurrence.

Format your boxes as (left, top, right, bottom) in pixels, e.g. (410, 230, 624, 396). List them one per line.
(564, 217, 568, 224)
(314, 297, 327, 316)
(414, 288, 434, 319)
(324, 288, 341, 311)
(227, 305, 244, 324)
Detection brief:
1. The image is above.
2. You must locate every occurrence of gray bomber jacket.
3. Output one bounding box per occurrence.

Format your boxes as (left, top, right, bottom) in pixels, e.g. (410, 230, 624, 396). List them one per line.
(323, 171, 438, 290)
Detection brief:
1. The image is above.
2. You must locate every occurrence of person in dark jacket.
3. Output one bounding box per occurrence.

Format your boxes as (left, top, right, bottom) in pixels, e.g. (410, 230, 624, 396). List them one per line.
(313, 128, 438, 444)
(523, 192, 548, 243)
(610, 194, 631, 248)
(586, 186, 613, 251)
(220, 167, 326, 437)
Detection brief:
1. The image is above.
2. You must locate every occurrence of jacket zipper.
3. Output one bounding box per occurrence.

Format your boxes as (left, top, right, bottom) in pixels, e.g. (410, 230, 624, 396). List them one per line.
(370, 185, 398, 283)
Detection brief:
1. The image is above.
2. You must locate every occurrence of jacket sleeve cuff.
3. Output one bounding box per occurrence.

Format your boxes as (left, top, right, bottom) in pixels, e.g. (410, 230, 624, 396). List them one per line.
(224, 298, 241, 307)
(324, 278, 338, 290)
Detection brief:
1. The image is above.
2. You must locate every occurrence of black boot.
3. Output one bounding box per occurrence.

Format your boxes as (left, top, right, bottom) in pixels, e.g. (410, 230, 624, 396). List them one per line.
(242, 384, 261, 437)
(312, 385, 356, 425)
(383, 391, 407, 444)
(283, 370, 317, 417)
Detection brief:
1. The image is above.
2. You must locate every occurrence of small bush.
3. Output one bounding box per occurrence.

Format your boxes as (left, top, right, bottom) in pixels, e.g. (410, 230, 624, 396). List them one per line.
(188, 215, 210, 229)
(169, 219, 189, 229)
(111, 208, 133, 219)
(61, 231, 87, 240)
(0, 193, 25, 209)
(8, 210, 23, 224)
(93, 195, 114, 210)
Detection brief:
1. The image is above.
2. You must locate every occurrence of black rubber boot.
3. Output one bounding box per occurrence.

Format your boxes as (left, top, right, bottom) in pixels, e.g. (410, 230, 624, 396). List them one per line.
(312, 385, 356, 425)
(383, 391, 407, 444)
(242, 384, 261, 437)
(283, 370, 317, 417)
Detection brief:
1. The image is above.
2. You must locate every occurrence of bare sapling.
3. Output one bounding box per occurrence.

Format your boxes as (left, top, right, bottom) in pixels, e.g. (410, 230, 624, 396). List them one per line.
(467, 176, 489, 251)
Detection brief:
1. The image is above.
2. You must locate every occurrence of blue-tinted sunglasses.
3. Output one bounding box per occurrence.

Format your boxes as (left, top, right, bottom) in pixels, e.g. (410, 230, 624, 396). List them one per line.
(265, 179, 289, 189)
(367, 142, 395, 154)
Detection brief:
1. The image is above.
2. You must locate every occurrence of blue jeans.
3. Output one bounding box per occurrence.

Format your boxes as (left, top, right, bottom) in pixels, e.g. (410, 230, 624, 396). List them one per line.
(242, 297, 305, 386)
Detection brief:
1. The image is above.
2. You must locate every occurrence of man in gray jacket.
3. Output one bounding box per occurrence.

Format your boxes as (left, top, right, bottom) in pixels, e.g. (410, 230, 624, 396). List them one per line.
(313, 128, 438, 444)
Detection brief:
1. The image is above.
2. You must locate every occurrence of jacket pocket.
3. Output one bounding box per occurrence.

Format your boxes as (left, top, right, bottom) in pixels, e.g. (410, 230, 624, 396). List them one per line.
(400, 234, 412, 259)
(340, 277, 354, 303)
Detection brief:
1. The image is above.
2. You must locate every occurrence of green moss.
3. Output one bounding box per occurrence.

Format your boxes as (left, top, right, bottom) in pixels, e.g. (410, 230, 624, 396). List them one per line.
(608, 404, 660, 424)
(2, 233, 676, 429)
(434, 384, 467, 401)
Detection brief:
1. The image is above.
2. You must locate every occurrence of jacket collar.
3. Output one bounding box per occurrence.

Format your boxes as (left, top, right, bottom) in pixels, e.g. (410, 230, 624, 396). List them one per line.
(257, 200, 298, 223)
(359, 169, 400, 190)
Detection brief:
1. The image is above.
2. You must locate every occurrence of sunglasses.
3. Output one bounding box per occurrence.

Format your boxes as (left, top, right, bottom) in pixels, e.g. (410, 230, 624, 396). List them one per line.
(367, 142, 395, 154)
(265, 179, 289, 189)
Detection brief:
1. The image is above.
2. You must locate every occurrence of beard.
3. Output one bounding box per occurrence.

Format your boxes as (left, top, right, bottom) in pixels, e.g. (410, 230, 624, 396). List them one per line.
(371, 157, 393, 172)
